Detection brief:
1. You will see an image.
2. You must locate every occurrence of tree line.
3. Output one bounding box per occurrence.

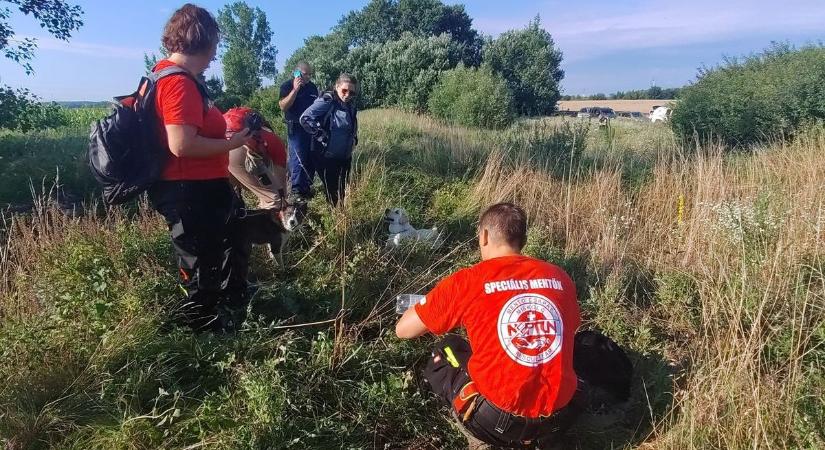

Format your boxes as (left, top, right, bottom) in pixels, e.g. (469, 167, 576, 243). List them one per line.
(561, 86, 681, 101)
(2, 0, 567, 131)
(146, 0, 566, 128)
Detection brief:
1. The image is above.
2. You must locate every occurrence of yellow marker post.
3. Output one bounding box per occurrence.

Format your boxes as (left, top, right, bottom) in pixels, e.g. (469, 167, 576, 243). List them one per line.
(677, 193, 685, 225)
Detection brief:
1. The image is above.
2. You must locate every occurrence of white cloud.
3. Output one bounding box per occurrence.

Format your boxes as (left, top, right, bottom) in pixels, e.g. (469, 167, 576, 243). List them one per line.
(20, 35, 151, 60)
(474, 0, 825, 61)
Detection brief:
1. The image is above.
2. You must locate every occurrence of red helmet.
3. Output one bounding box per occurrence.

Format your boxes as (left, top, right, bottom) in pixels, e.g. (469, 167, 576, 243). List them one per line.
(223, 107, 255, 134)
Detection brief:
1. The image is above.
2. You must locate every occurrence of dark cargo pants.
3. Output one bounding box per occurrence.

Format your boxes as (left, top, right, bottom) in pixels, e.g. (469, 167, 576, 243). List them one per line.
(149, 179, 250, 332)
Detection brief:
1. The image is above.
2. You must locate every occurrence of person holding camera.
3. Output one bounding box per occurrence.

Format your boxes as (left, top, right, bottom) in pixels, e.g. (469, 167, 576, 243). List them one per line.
(148, 4, 251, 332)
(279, 62, 318, 204)
(224, 107, 288, 210)
(299, 73, 359, 206)
(224, 107, 294, 265)
(395, 203, 582, 449)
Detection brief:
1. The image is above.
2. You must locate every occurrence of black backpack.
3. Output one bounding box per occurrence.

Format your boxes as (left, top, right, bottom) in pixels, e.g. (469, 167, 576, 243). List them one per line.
(88, 66, 208, 205)
(573, 330, 633, 404)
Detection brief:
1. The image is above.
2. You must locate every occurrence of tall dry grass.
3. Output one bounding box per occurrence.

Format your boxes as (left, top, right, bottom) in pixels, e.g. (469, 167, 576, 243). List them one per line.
(0, 110, 822, 449)
(472, 127, 825, 449)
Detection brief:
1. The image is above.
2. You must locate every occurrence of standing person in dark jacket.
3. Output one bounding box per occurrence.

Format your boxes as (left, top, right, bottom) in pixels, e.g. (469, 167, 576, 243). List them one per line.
(299, 74, 359, 206)
(278, 62, 319, 204)
(149, 4, 252, 332)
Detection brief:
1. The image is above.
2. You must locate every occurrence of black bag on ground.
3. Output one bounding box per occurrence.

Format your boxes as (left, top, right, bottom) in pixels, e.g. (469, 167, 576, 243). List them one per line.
(88, 66, 208, 205)
(573, 330, 633, 407)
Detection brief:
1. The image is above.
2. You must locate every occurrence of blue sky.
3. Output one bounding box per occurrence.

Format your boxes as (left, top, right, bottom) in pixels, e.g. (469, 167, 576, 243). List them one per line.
(0, 0, 822, 101)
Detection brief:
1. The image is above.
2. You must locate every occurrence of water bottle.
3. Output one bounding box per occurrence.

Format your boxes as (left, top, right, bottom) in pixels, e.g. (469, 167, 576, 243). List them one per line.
(396, 294, 425, 314)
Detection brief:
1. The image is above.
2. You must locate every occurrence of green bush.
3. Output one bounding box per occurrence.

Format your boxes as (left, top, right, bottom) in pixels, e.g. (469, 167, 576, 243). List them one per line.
(671, 44, 825, 147)
(0, 85, 68, 131)
(0, 128, 96, 204)
(246, 85, 286, 137)
(428, 65, 515, 129)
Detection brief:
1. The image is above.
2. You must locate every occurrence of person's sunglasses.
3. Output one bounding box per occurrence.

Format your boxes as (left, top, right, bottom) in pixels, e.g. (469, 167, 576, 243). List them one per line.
(340, 88, 356, 96)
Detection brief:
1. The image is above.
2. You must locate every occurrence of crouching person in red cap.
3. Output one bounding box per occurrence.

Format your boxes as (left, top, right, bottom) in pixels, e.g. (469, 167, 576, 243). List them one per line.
(395, 203, 582, 449)
(224, 107, 304, 267)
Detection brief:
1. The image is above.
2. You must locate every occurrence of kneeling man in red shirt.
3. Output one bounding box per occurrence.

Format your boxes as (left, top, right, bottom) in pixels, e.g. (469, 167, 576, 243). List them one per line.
(396, 203, 581, 448)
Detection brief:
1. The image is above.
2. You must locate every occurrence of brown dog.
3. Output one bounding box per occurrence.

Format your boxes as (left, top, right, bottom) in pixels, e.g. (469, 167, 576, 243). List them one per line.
(241, 202, 306, 268)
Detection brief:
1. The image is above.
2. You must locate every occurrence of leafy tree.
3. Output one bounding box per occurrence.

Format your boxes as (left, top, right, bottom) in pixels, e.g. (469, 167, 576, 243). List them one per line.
(347, 33, 463, 110)
(282, 32, 349, 91)
(0, 1, 82, 130)
(336, 0, 481, 65)
(217, 1, 278, 100)
(428, 65, 514, 129)
(336, 0, 396, 47)
(0, 0, 83, 74)
(204, 75, 224, 99)
(483, 16, 564, 116)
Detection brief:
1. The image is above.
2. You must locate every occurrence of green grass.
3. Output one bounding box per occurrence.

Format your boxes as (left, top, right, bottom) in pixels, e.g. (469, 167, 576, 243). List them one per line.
(1, 110, 823, 449)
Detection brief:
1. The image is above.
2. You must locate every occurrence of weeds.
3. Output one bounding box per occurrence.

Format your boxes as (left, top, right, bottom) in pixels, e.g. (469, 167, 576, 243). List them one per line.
(0, 110, 823, 449)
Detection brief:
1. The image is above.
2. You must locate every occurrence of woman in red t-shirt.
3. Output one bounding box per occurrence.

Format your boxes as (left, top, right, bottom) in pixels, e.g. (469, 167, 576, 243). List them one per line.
(148, 4, 251, 332)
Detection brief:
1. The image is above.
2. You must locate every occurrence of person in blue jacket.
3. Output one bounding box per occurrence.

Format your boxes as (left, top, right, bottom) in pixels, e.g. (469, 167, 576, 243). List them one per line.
(299, 74, 358, 206)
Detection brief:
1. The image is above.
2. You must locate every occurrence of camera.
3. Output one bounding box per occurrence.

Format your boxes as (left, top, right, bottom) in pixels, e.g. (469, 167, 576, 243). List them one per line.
(244, 111, 264, 133)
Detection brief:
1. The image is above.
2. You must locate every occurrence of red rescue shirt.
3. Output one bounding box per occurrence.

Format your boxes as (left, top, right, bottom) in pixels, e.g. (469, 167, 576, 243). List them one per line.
(415, 255, 581, 418)
(253, 130, 287, 168)
(153, 60, 228, 180)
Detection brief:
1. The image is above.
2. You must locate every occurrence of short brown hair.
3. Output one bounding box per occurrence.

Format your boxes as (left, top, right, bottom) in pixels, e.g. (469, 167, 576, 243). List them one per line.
(162, 4, 220, 55)
(335, 73, 358, 90)
(479, 203, 528, 249)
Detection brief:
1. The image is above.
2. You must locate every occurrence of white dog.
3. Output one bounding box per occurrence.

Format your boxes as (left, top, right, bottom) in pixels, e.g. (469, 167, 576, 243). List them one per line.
(384, 207, 444, 248)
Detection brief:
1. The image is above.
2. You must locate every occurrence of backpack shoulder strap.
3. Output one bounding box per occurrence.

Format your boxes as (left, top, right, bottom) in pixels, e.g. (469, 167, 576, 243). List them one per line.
(320, 92, 336, 130)
(150, 66, 191, 82)
(148, 66, 211, 112)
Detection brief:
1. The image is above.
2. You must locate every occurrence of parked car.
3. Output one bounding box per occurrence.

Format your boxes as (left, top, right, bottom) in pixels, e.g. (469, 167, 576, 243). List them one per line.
(578, 107, 616, 119)
(599, 107, 616, 119)
(577, 107, 597, 119)
(617, 111, 645, 121)
(650, 106, 672, 123)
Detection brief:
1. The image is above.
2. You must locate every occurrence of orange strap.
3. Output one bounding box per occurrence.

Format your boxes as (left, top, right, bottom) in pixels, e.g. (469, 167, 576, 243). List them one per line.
(452, 381, 480, 420)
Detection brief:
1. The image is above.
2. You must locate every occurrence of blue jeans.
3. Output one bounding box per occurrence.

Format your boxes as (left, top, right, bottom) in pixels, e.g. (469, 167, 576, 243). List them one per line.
(286, 123, 314, 196)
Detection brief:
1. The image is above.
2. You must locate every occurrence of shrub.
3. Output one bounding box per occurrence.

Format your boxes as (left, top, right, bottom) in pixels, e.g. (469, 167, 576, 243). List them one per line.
(246, 85, 287, 137)
(671, 44, 825, 147)
(427, 65, 515, 129)
(0, 85, 68, 131)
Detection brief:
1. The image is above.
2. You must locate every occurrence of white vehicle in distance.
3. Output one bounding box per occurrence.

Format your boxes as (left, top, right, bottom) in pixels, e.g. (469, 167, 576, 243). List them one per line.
(650, 106, 672, 123)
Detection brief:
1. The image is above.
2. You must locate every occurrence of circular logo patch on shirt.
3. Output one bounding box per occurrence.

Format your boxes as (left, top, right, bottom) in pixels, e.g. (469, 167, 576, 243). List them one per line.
(497, 293, 563, 367)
